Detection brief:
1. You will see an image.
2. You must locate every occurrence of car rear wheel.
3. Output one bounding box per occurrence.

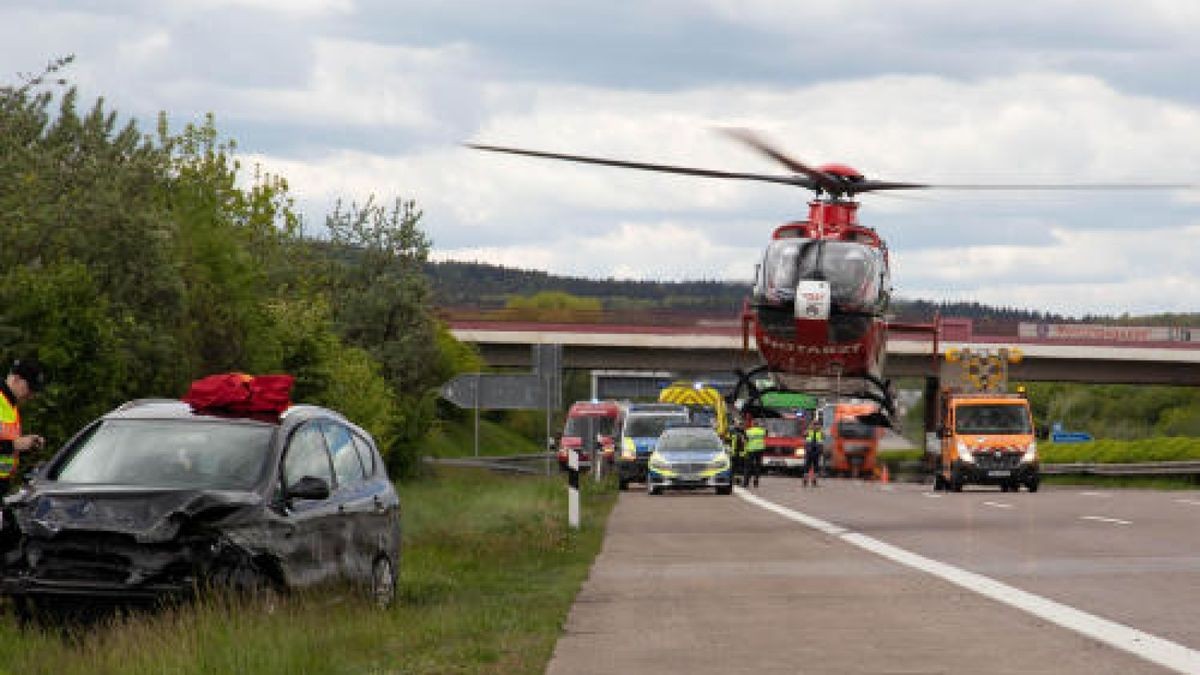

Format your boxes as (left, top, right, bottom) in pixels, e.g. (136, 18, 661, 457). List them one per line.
(716, 485, 732, 495)
(371, 555, 397, 609)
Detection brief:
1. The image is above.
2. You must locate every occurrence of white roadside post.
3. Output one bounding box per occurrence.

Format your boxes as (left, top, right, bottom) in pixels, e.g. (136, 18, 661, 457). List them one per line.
(567, 447, 581, 529)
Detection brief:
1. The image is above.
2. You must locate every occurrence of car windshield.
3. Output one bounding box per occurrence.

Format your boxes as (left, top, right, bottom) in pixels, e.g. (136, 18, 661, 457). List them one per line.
(954, 404, 1032, 435)
(837, 421, 876, 440)
(657, 432, 722, 452)
(625, 415, 685, 438)
(564, 416, 616, 437)
(54, 419, 274, 490)
(763, 418, 803, 437)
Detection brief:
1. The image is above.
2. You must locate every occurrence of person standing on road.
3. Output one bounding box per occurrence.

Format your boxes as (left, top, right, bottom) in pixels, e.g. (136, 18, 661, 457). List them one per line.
(744, 421, 766, 488)
(802, 415, 824, 487)
(0, 358, 47, 494)
(730, 423, 747, 486)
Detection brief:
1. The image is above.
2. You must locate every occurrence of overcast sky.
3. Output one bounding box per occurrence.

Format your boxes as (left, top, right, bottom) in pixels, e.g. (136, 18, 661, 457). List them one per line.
(3, 1, 1199, 317)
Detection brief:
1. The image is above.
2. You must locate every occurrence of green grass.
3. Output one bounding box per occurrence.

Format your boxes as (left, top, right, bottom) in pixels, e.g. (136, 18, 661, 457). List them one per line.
(878, 448, 924, 464)
(423, 418, 545, 458)
(1039, 437, 1200, 464)
(0, 467, 617, 674)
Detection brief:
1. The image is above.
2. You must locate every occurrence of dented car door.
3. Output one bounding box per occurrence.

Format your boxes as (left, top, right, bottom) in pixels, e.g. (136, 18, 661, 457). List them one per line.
(278, 422, 342, 588)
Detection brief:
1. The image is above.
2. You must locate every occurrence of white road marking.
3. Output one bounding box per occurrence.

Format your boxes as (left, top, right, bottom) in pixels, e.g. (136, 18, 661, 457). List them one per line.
(922, 492, 944, 498)
(1081, 515, 1132, 526)
(1174, 499, 1200, 507)
(982, 501, 1013, 509)
(736, 488, 1199, 674)
(1079, 491, 1109, 497)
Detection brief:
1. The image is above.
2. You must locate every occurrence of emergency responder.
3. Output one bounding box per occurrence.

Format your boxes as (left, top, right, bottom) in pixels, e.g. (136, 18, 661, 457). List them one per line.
(803, 414, 824, 487)
(1, 357, 47, 494)
(730, 422, 747, 486)
(744, 420, 766, 488)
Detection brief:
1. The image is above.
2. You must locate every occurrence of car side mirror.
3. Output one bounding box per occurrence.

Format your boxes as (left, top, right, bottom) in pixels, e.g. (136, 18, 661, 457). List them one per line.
(22, 463, 45, 483)
(287, 475, 331, 501)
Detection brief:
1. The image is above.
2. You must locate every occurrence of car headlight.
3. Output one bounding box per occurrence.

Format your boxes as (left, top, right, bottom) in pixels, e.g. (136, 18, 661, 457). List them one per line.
(957, 441, 975, 463)
(622, 437, 636, 459)
(708, 454, 730, 470)
(649, 454, 668, 470)
(1022, 441, 1037, 463)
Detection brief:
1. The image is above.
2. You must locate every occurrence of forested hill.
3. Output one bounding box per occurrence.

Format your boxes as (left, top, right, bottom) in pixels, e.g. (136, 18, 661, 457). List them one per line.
(426, 260, 748, 312)
(426, 260, 1059, 323)
(426, 260, 1200, 327)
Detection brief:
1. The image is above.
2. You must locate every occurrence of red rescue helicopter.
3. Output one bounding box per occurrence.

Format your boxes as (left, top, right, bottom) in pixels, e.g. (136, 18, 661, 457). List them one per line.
(468, 131, 1187, 427)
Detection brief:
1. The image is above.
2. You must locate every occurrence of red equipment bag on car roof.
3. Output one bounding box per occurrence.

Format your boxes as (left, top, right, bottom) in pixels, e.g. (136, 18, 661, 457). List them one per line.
(182, 373, 295, 415)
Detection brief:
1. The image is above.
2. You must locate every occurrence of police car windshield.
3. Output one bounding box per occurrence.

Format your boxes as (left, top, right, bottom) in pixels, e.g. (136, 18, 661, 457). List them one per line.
(657, 431, 721, 452)
(54, 419, 273, 490)
(625, 415, 685, 438)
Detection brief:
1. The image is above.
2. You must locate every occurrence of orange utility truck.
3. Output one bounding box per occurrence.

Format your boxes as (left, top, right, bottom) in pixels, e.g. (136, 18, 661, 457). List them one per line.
(825, 402, 883, 478)
(929, 348, 1039, 493)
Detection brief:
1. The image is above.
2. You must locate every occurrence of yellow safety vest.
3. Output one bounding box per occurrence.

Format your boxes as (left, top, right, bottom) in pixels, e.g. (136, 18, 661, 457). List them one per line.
(745, 427, 766, 453)
(0, 390, 21, 479)
(806, 428, 823, 444)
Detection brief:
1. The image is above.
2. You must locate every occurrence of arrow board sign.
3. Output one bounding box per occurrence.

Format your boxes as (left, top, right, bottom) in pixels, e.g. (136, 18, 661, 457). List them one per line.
(440, 373, 548, 410)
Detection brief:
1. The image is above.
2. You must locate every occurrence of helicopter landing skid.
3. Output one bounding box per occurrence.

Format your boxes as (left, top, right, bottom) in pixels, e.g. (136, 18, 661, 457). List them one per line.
(731, 366, 899, 429)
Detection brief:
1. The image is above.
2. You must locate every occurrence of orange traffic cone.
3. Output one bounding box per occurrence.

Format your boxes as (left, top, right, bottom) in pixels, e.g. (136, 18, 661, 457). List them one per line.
(880, 464, 890, 484)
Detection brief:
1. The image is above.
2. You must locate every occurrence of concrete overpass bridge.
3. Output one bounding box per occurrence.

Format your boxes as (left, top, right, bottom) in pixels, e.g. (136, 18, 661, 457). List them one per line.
(447, 318, 1200, 387)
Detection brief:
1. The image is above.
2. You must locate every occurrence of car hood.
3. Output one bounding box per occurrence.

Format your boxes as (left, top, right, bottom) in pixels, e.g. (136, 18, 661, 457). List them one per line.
(6, 484, 264, 544)
(657, 450, 723, 463)
(960, 434, 1034, 452)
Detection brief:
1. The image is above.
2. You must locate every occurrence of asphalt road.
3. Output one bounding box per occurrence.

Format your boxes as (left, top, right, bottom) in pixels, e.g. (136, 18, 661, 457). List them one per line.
(546, 478, 1200, 674)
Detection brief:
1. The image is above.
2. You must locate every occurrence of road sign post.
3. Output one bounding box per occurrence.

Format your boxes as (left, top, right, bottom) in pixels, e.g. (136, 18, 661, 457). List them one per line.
(439, 344, 564, 464)
(567, 446, 580, 529)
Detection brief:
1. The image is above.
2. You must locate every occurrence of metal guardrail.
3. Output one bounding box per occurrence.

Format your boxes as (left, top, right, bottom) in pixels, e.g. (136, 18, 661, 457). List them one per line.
(1041, 460, 1200, 477)
(890, 459, 1200, 479)
(424, 452, 556, 476)
(432, 454, 1200, 480)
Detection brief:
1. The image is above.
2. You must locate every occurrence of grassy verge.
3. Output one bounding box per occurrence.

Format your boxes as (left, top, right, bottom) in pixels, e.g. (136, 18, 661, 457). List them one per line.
(1039, 437, 1200, 464)
(423, 418, 545, 458)
(0, 467, 617, 674)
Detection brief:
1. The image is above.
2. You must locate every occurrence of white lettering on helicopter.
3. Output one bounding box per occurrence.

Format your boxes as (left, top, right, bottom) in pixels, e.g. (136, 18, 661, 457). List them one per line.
(761, 336, 861, 355)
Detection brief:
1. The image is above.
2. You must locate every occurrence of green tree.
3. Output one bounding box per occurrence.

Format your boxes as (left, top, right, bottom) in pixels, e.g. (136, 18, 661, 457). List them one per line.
(323, 197, 445, 475)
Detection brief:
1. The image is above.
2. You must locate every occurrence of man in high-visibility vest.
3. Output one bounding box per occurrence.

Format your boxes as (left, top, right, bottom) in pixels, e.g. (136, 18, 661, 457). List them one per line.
(1, 357, 47, 494)
(730, 423, 747, 486)
(744, 421, 766, 488)
(803, 416, 824, 487)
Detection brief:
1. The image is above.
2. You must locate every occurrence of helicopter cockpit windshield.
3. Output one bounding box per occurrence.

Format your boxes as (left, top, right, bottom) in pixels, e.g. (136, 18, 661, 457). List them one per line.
(755, 238, 888, 314)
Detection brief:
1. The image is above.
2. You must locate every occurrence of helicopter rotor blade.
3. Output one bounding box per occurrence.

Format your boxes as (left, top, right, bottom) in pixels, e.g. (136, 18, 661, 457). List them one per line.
(466, 143, 814, 190)
(920, 182, 1195, 191)
(720, 128, 845, 195)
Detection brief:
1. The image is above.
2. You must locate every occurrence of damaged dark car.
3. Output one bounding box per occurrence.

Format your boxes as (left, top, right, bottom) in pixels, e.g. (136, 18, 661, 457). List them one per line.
(0, 400, 401, 621)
